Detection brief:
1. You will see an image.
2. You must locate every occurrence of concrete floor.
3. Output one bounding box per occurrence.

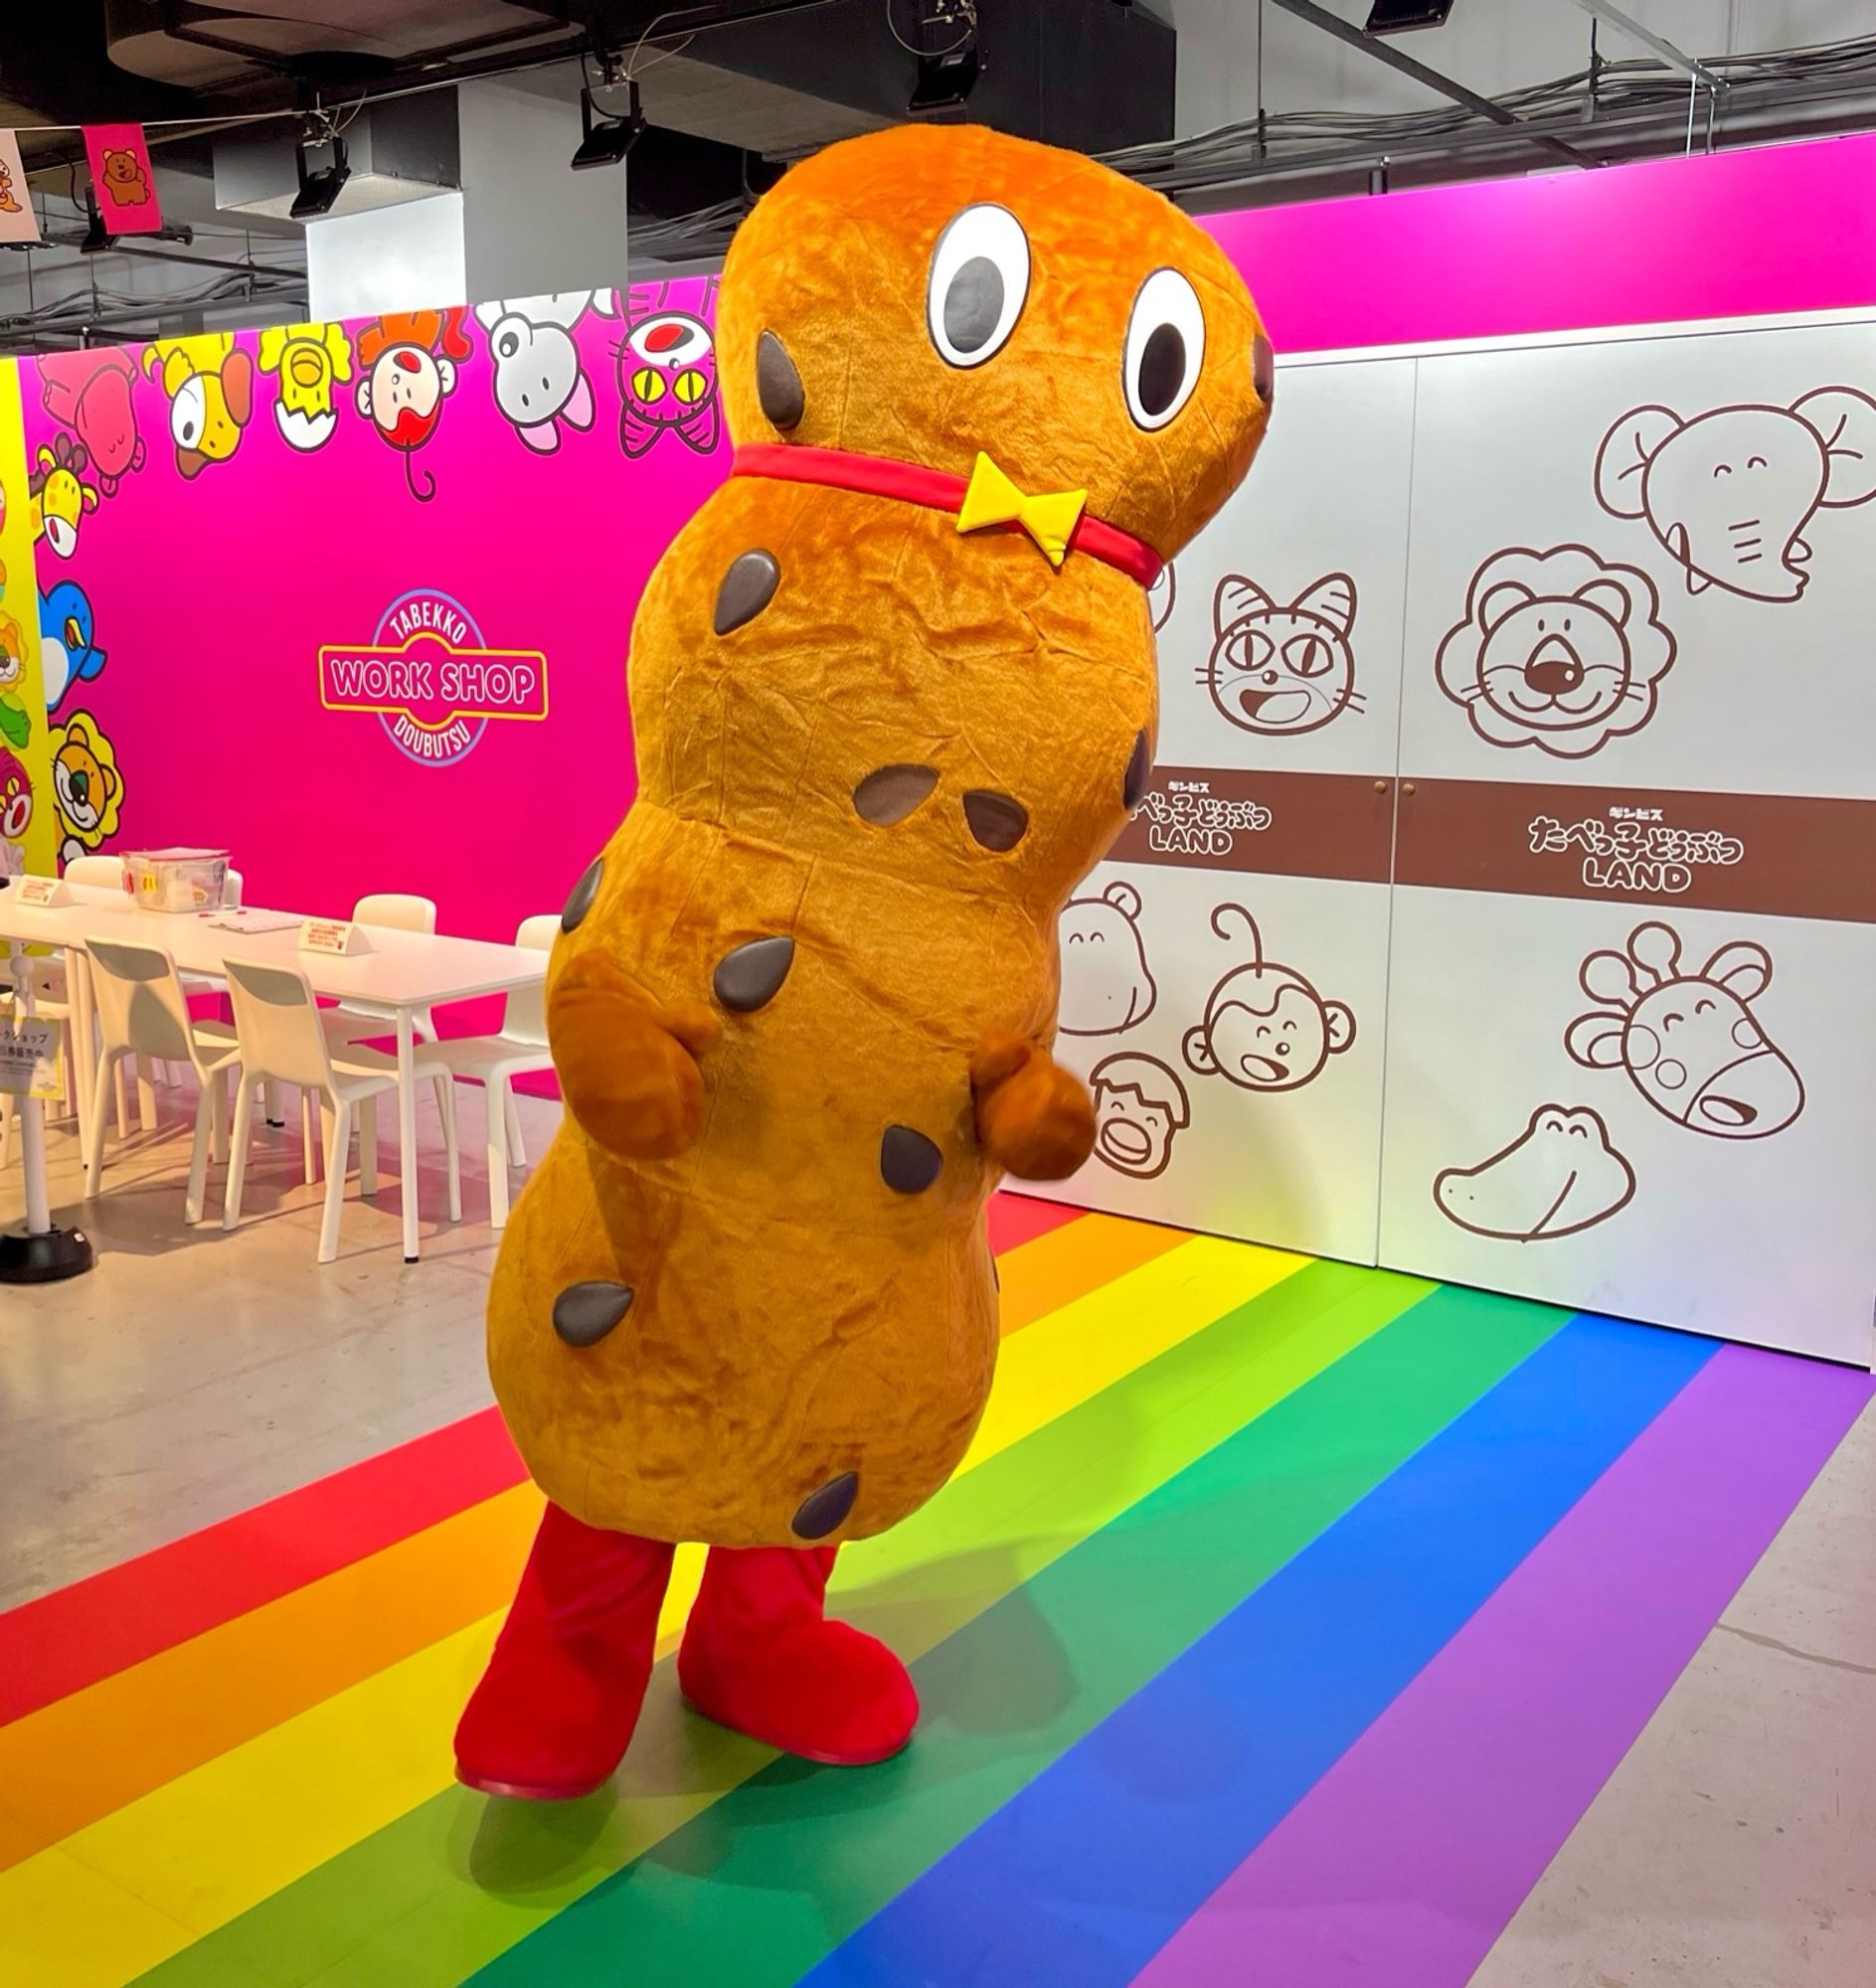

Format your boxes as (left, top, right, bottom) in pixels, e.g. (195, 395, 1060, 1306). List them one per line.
(3, 1083, 1872, 1984)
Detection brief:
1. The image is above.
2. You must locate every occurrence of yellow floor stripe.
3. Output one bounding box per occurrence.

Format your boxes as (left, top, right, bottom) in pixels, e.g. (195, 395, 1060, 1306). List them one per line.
(0, 1213, 1180, 1875)
(11, 1237, 1302, 1985)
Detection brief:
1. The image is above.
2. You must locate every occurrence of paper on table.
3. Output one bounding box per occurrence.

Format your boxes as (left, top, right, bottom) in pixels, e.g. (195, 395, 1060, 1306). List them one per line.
(204, 910, 302, 932)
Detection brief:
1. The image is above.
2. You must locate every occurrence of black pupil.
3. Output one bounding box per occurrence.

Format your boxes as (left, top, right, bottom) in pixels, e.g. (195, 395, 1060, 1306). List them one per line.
(944, 254, 1005, 353)
(1137, 322, 1187, 417)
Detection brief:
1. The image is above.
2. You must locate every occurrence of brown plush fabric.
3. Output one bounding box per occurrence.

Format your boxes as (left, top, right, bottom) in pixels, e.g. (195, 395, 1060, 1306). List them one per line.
(487, 122, 1272, 1548)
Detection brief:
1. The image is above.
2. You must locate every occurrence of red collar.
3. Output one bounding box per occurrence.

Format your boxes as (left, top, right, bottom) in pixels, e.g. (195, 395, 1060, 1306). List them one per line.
(731, 442, 1165, 588)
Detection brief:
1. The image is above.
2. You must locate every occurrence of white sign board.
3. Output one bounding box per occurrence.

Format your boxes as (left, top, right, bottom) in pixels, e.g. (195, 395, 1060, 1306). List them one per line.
(1047, 311, 1876, 1366)
(0, 1016, 59, 1100)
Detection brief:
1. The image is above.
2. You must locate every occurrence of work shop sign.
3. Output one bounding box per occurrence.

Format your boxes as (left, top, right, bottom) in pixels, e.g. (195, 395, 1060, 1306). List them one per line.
(318, 588, 548, 767)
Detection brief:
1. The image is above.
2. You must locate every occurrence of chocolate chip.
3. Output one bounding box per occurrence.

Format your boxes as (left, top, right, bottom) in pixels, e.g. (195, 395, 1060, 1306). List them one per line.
(1123, 731, 1151, 810)
(713, 550, 780, 637)
(880, 1125, 942, 1194)
(561, 856, 603, 933)
(792, 1471, 858, 1540)
(757, 329, 804, 429)
(962, 790, 1028, 852)
(553, 1280, 633, 1347)
(853, 763, 938, 826)
(713, 934, 794, 1012)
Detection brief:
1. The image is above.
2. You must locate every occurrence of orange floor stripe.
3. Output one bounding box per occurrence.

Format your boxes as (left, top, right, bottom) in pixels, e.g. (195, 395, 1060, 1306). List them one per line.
(0, 1212, 1183, 1874)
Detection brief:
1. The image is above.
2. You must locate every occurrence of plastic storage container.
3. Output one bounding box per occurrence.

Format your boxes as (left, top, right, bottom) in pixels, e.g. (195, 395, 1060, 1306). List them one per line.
(122, 848, 230, 913)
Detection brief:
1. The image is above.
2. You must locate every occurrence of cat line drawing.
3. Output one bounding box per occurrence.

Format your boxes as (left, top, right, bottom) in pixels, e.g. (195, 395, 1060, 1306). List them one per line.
(1203, 573, 1363, 737)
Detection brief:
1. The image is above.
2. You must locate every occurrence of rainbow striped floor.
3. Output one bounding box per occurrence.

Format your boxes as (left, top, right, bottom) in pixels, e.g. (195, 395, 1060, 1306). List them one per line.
(5, 1199, 1871, 1987)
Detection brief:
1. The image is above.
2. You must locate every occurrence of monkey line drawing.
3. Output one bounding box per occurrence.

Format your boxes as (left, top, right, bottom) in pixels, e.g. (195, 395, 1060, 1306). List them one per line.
(1182, 904, 1355, 1092)
(1564, 920, 1805, 1139)
(1595, 389, 1876, 601)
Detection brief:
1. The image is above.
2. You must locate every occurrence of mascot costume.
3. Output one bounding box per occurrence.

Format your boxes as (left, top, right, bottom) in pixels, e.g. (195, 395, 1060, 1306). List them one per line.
(455, 120, 1273, 1799)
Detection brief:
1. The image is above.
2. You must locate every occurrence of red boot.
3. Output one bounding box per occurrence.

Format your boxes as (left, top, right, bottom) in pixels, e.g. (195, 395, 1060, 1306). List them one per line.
(454, 1503, 674, 1800)
(678, 1545, 919, 1766)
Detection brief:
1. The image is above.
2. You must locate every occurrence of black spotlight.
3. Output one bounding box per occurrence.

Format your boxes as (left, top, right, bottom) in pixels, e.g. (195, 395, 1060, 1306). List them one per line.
(1365, 0, 1456, 30)
(572, 77, 643, 170)
(290, 133, 350, 220)
(904, 1, 980, 114)
(79, 196, 112, 253)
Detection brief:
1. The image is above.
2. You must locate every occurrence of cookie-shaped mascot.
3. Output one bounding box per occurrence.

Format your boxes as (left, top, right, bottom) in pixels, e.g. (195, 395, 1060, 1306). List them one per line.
(455, 121, 1275, 1798)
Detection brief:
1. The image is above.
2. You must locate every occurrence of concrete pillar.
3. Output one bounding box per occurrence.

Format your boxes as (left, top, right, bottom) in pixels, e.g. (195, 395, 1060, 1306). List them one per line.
(304, 193, 466, 322)
(456, 80, 629, 302)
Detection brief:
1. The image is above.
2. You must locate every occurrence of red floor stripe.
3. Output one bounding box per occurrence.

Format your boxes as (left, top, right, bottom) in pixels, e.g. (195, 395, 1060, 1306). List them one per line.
(0, 1195, 1087, 1727)
(984, 1193, 1084, 1253)
(0, 1407, 525, 1729)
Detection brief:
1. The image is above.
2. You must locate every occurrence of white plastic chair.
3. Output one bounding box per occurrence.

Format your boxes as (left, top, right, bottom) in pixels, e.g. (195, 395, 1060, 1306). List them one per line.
(428, 914, 557, 1227)
(83, 937, 242, 1225)
(29, 854, 131, 1138)
(171, 867, 245, 1089)
(221, 957, 460, 1263)
(323, 893, 441, 1043)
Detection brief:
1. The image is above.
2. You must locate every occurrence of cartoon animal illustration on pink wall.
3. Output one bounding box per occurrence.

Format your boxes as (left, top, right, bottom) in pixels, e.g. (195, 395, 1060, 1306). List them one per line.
(1565, 920, 1804, 1139)
(1057, 880, 1156, 1035)
(38, 349, 145, 496)
(1436, 1104, 1635, 1242)
(1205, 572, 1361, 737)
(1183, 904, 1355, 1092)
(354, 308, 475, 501)
(1090, 1052, 1191, 1181)
(142, 334, 256, 479)
(617, 280, 720, 456)
(0, 742, 32, 847)
(1595, 390, 1876, 601)
(1436, 543, 1676, 758)
(257, 322, 353, 452)
(476, 291, 614, 453)
(29, 435, 99, 560)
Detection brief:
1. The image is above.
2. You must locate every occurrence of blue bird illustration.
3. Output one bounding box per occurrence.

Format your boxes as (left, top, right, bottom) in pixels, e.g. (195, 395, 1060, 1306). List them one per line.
(39, 581, 106, 711)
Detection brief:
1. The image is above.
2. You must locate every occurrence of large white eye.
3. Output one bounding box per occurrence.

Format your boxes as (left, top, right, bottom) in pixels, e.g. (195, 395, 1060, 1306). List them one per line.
(1123, 267, 1205, 429)
(927, 204, 1030, 368)
(170, 375, 208, 448)
(626, 312, 713, 369)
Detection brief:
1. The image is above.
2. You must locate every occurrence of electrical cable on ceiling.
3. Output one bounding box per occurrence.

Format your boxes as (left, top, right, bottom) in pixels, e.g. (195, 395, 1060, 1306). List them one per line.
(884, 0, 978, 61)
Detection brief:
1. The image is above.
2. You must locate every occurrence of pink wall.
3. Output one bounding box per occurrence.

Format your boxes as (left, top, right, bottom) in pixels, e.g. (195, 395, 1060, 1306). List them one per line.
(1206, 130, 1876, 355)
(21, 285, 722, 953)
(22, 133, 1876, 970)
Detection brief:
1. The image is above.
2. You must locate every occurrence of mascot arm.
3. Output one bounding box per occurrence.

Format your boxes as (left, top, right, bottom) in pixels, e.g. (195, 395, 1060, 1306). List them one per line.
(970, 1034, 1096, 1181)
(549, 955, 722, 1160)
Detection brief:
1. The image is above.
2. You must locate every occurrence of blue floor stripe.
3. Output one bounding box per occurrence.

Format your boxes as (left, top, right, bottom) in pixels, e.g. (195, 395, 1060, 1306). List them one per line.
(803, 1313, 1717, 1988)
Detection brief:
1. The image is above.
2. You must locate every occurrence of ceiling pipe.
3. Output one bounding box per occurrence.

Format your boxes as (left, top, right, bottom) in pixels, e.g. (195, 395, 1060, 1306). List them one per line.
(1268, 0, 1603, 168)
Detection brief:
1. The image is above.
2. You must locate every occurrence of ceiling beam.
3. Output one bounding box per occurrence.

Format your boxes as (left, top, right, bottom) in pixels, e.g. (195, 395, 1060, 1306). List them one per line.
(1570, 0, 1724, 91)
(1268, 0, 1602, 170)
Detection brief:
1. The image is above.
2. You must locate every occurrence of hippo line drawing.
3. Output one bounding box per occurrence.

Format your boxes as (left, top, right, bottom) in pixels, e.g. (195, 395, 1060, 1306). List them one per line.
(1565, 920, 1804, 1140)
(1594, 388, 1876, 602)
(1435, 1104, 1636, 1242)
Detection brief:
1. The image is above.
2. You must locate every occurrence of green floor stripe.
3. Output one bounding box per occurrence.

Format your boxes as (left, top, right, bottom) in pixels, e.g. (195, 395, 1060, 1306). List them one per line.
(137, 1256, 1432, 1988)
(473, 1283, 1567, 1987)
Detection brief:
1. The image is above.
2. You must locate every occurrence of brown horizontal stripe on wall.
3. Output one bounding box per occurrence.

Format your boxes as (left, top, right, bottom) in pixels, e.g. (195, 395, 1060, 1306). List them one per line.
(1113, 766, 1396, 885)
(1394, 779, 1876, 924)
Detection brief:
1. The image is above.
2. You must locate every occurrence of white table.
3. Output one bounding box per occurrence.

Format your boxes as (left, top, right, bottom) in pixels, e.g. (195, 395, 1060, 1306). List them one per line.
(0, 885, 548, 1262)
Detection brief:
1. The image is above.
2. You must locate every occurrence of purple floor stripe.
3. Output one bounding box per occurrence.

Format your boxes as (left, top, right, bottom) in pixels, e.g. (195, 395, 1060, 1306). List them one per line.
(1133, 1341, 1875, 1988)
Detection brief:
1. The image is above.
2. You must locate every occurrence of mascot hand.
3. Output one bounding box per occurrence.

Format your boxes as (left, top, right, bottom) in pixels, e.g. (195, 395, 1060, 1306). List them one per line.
(550, 960, 722, 1159)
(970, 1035, 1096, 1181)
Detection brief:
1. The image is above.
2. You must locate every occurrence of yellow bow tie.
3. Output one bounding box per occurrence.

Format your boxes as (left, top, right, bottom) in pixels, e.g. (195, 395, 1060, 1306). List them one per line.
(956, 451, 1088, 569)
